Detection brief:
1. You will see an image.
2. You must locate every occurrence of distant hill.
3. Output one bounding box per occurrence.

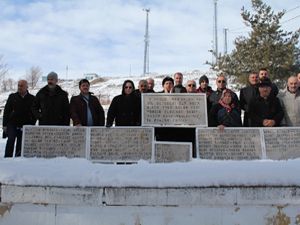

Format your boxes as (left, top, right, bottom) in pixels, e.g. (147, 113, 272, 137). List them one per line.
(0, 70, 222, 111)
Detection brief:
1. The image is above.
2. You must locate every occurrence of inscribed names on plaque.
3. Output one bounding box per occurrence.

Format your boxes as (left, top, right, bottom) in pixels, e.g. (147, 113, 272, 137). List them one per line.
(142, 93, 207, 127)
(154, 142, 192, 163)
(90, 127, 153, 162)
(22, 126, 87, 158)
(263, 128, 300, 160)
(197, 128, 262, 160)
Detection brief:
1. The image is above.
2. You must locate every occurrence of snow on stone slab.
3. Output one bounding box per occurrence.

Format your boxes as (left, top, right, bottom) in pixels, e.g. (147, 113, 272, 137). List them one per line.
(0, 157, 299, 188)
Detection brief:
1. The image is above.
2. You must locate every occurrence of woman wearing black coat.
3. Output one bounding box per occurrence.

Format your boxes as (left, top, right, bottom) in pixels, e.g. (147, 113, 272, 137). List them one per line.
(209, 89, 242, 129)
(106, 80, 141, 126)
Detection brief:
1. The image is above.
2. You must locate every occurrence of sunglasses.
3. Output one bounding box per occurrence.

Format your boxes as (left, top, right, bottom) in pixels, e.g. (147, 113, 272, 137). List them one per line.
(217, 80, 226, 84)
(188, 84, 196, 87)
(125, 86, 133, 89)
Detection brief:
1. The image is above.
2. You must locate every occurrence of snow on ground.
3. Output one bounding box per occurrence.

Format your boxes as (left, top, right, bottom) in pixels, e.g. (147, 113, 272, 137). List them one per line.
(0, 124, 298, 188)
(1, 129, 298, 188)
(0, 151, 299, 188)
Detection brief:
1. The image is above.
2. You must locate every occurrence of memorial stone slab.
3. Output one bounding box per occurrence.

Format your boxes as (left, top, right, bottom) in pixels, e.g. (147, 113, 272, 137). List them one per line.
(196, 128, 262, 160)
(154, 142, 192, 163)
(90, 127, 154, 162)
(22, 126, 87, 158)
(142, 93, 207, 127)
(263, 128, 300, 160)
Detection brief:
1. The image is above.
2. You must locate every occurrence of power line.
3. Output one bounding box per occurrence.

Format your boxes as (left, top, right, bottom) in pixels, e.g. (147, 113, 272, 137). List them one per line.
(229, 26, 248, 32)
(282, 14, 300, 24)
(286, 5, 300, 13)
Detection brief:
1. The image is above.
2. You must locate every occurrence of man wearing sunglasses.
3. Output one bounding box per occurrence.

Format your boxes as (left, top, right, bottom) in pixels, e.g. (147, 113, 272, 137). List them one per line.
(185, 80, 197, 93)
(208, 73, 239, 107)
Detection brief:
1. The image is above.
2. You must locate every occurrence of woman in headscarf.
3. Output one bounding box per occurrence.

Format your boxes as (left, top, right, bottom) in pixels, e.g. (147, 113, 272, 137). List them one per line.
(106, 80, 141, 126)
(208, 89, 242, 129)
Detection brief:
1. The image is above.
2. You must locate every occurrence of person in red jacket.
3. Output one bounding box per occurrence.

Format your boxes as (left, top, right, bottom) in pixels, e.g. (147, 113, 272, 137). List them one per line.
(70, 79, 105, 126)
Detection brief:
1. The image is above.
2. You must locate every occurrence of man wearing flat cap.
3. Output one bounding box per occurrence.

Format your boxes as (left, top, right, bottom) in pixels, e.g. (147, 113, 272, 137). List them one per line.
(32, 71, 70, 125)
(248, 77, 283, 127)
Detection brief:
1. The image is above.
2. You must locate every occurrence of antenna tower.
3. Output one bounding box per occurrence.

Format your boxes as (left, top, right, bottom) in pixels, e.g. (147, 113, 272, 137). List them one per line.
(213, 0, 218, 65)
(143, 8, 150, 76)
(224, 28, 228, 55)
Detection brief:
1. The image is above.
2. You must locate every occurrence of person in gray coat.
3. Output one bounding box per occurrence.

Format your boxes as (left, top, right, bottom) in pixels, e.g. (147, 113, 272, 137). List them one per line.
(278, 76, 300, 126)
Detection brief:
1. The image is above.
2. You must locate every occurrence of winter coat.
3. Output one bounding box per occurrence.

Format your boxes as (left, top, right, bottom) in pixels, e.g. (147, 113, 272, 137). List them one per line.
(3, 92, 36, 127)
(197, 86, 213, 112)
(32, 85, 70, 125)
(208, 103, 242, 127)
(248, 95, 284, 127)
(106, 93, 141, 126)
(70, 93, 105, 126)
(278, 88, 300, 126)
(239, 85, 258, 126)
(197, 86, 213, 96)
(172, 84, 187, 93)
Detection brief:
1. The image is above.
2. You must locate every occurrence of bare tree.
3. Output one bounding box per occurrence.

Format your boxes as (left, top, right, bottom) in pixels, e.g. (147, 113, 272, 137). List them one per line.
(26, 66, 42, 89)
(7, 78, 15, 91)
(0, 55, 9, 92)
(0, 55, 8, 79)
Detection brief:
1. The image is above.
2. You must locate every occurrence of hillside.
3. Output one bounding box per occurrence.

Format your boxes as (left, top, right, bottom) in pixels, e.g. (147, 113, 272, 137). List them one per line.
(0, 70, 222, 111)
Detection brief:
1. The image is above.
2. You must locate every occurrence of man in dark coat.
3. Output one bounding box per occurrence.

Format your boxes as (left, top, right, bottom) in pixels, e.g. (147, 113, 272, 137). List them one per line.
(209, 74, 239, 107)
(147, 78, 155, 93)
(248, 78, 283, 127)
(32, 71, 70, 125)
(197, 75, 213, 112)
(258, 68, 278, 97)
(70, 79, 105, 126)
(239, 72, 259, 126)
(172, 72, 187, 93)
(3, 80, 36, 157)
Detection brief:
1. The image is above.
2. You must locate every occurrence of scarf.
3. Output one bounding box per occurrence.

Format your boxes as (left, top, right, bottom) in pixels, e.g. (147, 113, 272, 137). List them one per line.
(218, 98, 235, 113)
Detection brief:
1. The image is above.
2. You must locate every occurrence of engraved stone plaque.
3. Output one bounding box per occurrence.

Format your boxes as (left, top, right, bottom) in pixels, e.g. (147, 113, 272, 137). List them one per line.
(154, 142, 192, 163)
(90, 127, 154, 162)
(142, 93, 207, 127)
(196, 128, 262, 160)
(22, 126, 87, 158)
(263, 128, 300, 160)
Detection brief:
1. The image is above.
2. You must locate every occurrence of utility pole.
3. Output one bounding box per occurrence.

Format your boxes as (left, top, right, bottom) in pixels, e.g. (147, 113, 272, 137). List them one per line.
(213, 0, 218, 65)
(143, 8, 150, 76)
(224, 28, 228, 55)
(66, 65, 68, 80)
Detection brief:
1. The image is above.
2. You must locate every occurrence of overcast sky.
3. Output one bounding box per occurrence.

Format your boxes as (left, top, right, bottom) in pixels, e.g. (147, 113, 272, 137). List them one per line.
(0, 0, 299, 79)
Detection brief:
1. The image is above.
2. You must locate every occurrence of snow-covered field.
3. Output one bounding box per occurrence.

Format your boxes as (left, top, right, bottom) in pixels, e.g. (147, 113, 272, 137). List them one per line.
(0, 154, 299, 187)
(0, 70, 221, 109)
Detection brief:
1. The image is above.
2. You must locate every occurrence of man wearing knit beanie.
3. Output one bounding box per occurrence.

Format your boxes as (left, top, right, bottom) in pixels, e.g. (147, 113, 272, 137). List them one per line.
(32, 71, 70, 125)
(197, 74, 213, 112)
(46, 71, 58, 89)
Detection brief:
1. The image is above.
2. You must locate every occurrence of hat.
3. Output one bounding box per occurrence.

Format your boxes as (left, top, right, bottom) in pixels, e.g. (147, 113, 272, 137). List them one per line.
(258, 77, 272, 87)
(162, 76, 174, 86)
(199, 75, 209, 84)
(47, 71, 58, 80)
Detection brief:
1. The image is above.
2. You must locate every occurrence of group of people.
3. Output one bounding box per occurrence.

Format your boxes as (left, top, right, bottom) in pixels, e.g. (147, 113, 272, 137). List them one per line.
(2, 70, 300, 157)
